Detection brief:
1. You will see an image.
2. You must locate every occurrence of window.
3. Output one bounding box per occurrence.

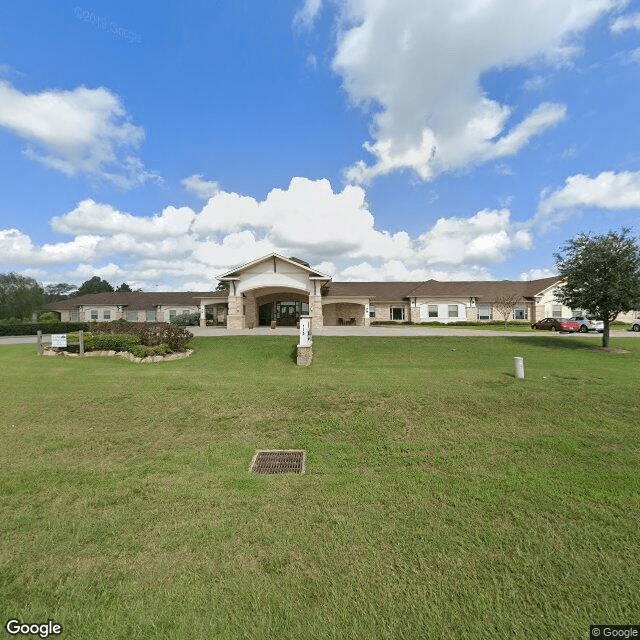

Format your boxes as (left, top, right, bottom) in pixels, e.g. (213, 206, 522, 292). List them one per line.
(169, 310, 177, 321)
(390, 307, 405, 321)
(552, 305, 562, 318)
(428, 305, 438, 318)
(146, 309, 157, 322)
(448, 305, 458, 318)
(90, 309, 98, 320)
(103, 310, 111, 320)
(69, 309, 79, 322)
(478, 306, 492, 321)
(513, 306, 529, 320)
(369, 305, 376, 318)
(126, 310, 138, 322)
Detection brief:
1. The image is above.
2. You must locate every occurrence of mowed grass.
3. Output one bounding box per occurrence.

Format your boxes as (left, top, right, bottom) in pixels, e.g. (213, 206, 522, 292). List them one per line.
(1, 336, 638, 640)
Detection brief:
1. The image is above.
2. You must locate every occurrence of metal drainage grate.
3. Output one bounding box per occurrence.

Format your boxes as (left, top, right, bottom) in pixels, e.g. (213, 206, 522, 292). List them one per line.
(250, 450, 306, 474)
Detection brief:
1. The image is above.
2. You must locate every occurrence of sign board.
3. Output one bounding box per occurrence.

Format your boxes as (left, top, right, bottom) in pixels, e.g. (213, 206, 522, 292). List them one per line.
(298, 316, 312, 347)
(51, 334, 68, 348)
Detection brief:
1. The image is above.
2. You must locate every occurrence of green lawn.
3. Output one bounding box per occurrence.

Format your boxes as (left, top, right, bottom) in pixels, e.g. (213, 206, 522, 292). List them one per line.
(1, 336, 638, 639)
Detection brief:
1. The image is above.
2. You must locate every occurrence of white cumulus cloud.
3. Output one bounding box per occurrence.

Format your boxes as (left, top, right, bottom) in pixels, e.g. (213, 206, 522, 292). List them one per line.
(0, 81, 160, 187)
(323, 0, 616, 183)
(536, 170, 640, 229)
(1, 177, 538, 288)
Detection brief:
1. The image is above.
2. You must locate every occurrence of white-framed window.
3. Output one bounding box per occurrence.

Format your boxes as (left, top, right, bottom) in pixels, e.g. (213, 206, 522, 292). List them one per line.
(169, 310, 177, 321)
(90, 309, 98, 320)
(146, 310, 157, 322)
(126, 310, 138, 322)
(69, 309, 79, 322)
(390, 307, 405, 321)
(428, 305, 438, 318)
(552, 305, 562, 318)
(478, 305, 492, 321)
(513, 306, 529, 320)
(369, 305, 376, 318)
(448, 305, 458, 318)
(103, 310, 111, 320)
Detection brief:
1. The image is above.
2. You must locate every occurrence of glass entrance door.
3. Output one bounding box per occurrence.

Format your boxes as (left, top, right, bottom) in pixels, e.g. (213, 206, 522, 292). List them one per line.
(276, 301, 298, 326)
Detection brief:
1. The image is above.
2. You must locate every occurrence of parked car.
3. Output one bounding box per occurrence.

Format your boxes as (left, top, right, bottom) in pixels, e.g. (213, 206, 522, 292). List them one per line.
(568, 315, 604, 333)
(531, 317, 580, 332)
(631, 321, 640, 332)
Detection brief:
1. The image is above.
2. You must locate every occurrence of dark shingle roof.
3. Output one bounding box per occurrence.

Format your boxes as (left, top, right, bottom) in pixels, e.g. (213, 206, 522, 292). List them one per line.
(322, 281, 419, 300)
(44, 291, 226, 311)
(323, 276, 561, 302)
(406, 276, 561, 302)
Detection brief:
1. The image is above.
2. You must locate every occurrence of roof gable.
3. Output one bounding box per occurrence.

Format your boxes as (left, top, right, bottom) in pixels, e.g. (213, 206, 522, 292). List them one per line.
(218, 252, 330, 280)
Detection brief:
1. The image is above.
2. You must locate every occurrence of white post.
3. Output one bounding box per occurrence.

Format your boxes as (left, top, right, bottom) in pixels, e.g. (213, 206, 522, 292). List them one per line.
(298, 315, 312, 347)
(514, 356, 525, 379)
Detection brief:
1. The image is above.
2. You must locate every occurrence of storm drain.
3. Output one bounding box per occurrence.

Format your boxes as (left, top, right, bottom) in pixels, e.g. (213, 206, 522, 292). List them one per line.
(250, 450, 306, 474)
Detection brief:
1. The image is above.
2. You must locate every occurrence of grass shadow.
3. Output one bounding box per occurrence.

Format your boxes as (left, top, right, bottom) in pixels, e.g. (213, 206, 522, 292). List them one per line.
(507, 335, 606, 352)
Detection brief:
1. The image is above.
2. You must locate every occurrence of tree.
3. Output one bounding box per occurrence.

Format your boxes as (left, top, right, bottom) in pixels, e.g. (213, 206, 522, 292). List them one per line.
(116, 283, 133, 292)
(215, 281, 230, 292)
(494, 294, 521, 329)
(44, 283, 77, 303)
(554, 228, 640, 347)
(74, 276, 114, 297)
(0, 273, 44, 320)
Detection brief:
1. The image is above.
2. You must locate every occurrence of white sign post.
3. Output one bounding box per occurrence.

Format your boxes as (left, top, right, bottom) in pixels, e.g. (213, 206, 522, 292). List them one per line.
(297, 315, 313, 365)
(298, 316, 312, 347)
(51, 334, 68, 348)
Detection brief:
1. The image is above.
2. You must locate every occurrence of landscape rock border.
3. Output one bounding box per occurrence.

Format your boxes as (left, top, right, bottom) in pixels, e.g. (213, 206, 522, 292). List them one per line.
(40, 347, 193, 363)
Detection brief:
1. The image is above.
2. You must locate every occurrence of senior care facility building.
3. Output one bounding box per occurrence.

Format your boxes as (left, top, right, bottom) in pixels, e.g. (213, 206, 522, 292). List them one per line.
(46, 252, 601, 329)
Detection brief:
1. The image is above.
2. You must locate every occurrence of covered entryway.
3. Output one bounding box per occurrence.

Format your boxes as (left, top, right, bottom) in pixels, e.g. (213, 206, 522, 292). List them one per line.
(254, 291, 310, 327)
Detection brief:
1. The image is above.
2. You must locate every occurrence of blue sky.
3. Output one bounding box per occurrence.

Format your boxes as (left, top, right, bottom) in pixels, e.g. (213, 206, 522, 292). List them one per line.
(1, 0, 639, 290)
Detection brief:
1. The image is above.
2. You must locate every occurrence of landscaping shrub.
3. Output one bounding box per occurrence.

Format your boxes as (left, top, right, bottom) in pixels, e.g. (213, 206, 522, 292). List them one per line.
(153, 343, 173, 355)
(170, 312, 200, 326)
(0, 322, 89, 336)
(88, 322, 192, 350)
(83, 332, 141, 352)
(128, 344, 154, 358)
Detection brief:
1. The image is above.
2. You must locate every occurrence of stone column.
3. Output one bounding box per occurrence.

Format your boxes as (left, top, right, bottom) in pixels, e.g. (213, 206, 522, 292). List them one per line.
(199, 302, 206, 328)
(309, 295, 324, 331)
(245, 293, 257, 329)
(409, 305, 421, 323)
(226, 294, 245, 329)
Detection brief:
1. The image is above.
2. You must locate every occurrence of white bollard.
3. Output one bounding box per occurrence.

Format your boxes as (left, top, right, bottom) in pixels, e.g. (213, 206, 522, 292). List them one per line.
(514, 356, 525, 379)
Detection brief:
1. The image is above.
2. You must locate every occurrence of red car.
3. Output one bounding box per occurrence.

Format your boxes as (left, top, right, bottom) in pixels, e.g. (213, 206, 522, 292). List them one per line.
(531, 317, 580, 332)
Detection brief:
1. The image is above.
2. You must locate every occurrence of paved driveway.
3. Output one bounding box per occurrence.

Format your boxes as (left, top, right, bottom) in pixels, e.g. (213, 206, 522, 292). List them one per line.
(186, 326, 637, 338)
(1, 326, 637, 344)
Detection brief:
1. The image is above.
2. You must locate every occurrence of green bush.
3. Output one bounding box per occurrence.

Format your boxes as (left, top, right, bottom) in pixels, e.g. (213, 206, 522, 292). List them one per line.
(153, 343, 173, 356)
(83, 333, 141, 352)
(89, 322, 192, 350)
(0, 322, 89, 336)
(129, 345, 153, 358)
(170, 312, 200, 326)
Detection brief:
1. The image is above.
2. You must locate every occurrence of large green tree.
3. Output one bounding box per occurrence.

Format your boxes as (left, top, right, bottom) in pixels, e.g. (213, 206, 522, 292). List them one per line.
(75, 276, 114, 297)
(44, 283, 77, 303)
(554, 228, 640, 347)
(0, 273, 44, 320)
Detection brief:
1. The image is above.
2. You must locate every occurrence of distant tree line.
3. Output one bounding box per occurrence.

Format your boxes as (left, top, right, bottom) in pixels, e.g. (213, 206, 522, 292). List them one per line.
(0, 273, 139, 321)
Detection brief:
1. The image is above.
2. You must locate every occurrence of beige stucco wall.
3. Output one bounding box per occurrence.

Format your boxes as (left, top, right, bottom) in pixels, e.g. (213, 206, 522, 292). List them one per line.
(414, 299, 469, 323)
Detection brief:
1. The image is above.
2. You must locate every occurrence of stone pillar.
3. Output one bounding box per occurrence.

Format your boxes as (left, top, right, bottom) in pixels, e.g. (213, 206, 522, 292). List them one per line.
(309, 295, 324, 330)
(226, 294, 245, 329)
(199, 302, 206, 328)
(466, 306, 478, 321)
(409, 306, 421, 323)
(245, 293, 257, 329)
